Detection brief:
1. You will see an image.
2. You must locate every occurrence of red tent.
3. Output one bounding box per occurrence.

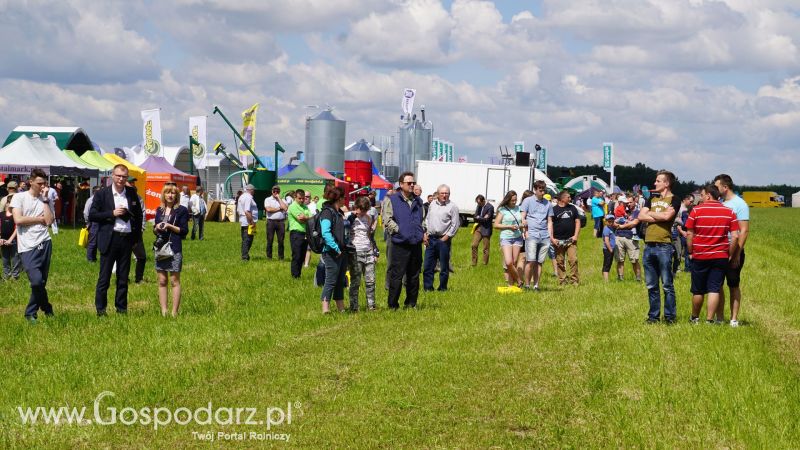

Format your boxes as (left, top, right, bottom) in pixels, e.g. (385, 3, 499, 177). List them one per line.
(371, 174, 392, 190)
(315, 167, 349, 188)
(140, 156, 197, 220)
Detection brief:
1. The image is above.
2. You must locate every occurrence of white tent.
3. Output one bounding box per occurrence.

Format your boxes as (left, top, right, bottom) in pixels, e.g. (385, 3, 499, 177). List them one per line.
(792, 191, 800, 208)
(0, 134, 98, 176)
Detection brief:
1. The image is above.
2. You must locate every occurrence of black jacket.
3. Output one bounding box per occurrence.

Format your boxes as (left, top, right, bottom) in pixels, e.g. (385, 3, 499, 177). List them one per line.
(473, 202, 494, 237)
(88, 185, 143, 253)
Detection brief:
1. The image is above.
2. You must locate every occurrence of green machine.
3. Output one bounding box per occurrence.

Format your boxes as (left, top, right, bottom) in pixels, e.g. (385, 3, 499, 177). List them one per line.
(212, 106, 285, 213)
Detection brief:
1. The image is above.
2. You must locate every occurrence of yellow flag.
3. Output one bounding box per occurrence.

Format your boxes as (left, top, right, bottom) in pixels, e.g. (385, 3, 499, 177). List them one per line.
(239, 103, 259, 156)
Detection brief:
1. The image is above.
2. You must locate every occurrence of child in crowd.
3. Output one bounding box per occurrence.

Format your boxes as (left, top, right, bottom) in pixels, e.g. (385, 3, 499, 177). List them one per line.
(601, 215, 616, 282)
(347, 196, 378, 311)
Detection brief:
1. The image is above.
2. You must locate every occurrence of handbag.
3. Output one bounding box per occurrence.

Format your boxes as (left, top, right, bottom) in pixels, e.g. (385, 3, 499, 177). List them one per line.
(153, 210, 177, 261)
(78, 227, 89, 248)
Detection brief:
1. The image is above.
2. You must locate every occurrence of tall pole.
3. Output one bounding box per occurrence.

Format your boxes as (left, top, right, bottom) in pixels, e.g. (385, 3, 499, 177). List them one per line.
(212, 106, 268, 168)
(274, 141, 286, 171)
(188, 135, 198, 175)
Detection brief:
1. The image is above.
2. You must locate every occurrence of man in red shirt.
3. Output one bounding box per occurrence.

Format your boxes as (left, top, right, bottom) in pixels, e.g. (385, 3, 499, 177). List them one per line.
(685, 184, 740, 323)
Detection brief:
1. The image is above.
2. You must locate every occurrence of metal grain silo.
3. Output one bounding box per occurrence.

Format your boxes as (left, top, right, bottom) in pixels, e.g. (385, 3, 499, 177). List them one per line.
(398, 119, 433, 176)
(368, 142, 383, 172)
(305, 108, 346, 175)
(345, 139, 372, 162)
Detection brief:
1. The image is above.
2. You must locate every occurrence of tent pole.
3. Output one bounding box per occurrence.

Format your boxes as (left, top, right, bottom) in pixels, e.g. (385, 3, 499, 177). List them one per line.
(188, 135, 194, 176)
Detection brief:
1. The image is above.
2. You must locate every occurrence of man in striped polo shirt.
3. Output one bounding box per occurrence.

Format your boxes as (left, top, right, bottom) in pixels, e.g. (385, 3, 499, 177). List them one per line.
(685, 184, 740, 324)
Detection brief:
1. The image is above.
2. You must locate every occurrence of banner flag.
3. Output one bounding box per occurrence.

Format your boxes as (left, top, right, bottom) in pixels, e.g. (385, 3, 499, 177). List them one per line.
(190, 116, 207, 169)
(141, 108, 163, 157)
(239, 103, 259, 156)
(401, 88, 416, 115)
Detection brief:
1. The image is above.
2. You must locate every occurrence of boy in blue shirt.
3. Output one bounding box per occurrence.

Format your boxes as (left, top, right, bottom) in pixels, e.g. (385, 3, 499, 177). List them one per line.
(601, 215, 616, 282)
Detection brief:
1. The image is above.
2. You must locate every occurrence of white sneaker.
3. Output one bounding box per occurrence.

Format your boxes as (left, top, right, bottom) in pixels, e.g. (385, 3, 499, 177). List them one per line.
(730, 320, 739, 328)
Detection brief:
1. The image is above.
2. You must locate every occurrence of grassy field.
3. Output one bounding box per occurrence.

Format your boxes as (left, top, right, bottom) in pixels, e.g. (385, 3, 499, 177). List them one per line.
(1, 208, 799, 448)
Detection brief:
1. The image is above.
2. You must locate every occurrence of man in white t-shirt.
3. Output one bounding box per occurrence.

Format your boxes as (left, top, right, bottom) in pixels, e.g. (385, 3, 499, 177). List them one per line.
(180, 185, 191, 209)
(11, 168, 55, 322)
(237, 184, 259, 261)
(264, 185, 288, 259)
(190, 186, 208, 241)
(47, 183, 59, 234)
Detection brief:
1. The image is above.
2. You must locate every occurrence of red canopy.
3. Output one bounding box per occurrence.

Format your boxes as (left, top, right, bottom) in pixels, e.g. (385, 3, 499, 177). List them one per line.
(371, 174, 392, 189)
(315, 167, 348, 187)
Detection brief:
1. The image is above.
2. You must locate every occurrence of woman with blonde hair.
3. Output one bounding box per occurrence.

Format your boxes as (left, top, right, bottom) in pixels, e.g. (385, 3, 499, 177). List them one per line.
(494, 190, 525, 291)
(153, 183, 189, 317)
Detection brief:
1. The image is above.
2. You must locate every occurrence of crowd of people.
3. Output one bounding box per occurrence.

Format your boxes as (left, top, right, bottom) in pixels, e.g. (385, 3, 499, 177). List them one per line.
(6, 165, 749, 327)
(7, 165, 199, 322)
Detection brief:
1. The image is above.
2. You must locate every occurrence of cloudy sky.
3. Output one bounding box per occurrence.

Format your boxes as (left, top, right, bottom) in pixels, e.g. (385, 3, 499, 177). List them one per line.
(1, 0, 799, 185)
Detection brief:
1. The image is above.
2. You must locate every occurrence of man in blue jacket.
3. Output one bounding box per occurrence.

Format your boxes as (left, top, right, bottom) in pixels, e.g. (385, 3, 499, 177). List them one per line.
(382, 172, 427, 309)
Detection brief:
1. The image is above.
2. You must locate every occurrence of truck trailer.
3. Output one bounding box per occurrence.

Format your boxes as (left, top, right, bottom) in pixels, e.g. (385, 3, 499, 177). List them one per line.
(415, 160, 558, 223)
(742, 191, 784, 208)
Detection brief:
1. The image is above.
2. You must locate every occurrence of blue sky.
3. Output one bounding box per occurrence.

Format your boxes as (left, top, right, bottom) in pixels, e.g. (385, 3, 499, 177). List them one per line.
(1, 0, 799, 185)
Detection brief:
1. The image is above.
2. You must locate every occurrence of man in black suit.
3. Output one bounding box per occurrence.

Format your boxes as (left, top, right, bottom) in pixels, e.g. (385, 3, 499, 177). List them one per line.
(89, 164, 143, 316)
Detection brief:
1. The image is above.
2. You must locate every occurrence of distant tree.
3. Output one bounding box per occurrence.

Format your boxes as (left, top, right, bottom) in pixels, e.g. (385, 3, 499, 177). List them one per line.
(546, 163, 797, 203)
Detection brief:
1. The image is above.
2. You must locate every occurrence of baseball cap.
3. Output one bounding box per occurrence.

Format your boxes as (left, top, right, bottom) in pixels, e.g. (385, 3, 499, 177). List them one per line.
(127, 176, 137, 182)
(7, 181, 18, 189)
(245, 184, 255, 190)
(605, 214, 615, 220)
(544, 194, 552, 200)
(618, 195, 628, 203)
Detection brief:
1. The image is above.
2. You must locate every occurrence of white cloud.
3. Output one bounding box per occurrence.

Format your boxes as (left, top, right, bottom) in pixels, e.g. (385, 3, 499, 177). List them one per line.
(0, 1, 798, 186)
(339, 0, 455, 66)
(0, 1, 159, 83)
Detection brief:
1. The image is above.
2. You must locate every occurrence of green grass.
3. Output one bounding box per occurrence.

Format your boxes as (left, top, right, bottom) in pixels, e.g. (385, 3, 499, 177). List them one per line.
(1, 209, 799, 448)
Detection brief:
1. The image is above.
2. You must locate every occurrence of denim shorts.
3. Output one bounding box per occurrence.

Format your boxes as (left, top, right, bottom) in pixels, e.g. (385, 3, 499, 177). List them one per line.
(500, 236, 524, 247)
(525, 238, 550, 263)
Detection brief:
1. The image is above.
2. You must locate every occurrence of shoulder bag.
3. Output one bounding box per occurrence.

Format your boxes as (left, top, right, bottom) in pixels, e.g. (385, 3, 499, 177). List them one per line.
(154, 209, 177, 261)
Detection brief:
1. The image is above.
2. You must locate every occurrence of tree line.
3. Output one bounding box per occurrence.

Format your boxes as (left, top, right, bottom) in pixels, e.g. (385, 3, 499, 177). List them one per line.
(546, 163, 798, 206)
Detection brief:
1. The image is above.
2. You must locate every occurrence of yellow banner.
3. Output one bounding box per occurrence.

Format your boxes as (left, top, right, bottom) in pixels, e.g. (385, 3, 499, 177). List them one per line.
(239, 103, 259, 156)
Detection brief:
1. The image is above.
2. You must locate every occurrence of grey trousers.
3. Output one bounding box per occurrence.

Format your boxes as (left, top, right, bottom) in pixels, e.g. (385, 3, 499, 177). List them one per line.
(349, 250, 376, 310)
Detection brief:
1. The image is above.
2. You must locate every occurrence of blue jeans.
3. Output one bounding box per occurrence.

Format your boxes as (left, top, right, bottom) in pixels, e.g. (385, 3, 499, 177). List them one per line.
(643, 243, 676, 321)
(423, 237, 451, 290)
(680, 235, 691, 271)
(320, 252, 347, 301)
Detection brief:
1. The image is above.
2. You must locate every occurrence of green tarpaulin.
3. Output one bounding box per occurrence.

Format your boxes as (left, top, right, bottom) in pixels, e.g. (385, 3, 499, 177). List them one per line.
(276, 162, 330, 200)
(3, 127, 94, 154)
(80, 150, 115, 170)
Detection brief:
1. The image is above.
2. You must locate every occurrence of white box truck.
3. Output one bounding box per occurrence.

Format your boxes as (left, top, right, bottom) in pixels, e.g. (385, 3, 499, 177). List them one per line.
(415, 160, 557, 223)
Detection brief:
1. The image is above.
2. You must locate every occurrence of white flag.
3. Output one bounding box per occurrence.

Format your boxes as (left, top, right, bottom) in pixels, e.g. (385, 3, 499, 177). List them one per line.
(190, 116, 207, 169)
(401, 88, 416, 115)
(141, 108, 163, 157)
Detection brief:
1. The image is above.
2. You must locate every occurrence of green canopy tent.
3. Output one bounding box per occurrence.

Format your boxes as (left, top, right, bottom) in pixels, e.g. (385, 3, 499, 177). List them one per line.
(3, 126, 94, 155)
(79, 150, 116, 170)
(563, 176, 610, 193)
(276, 162, 330, 200)
(65, 150, 107, 171)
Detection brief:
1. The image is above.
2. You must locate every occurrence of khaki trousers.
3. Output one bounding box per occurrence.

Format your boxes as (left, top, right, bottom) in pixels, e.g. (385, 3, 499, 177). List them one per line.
(471, 231, 490, 265)
(555, 242, 579, 285)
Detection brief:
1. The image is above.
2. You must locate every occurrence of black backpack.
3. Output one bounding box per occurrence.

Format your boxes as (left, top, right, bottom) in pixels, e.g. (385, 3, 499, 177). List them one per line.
(307, 207, 336, 254)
